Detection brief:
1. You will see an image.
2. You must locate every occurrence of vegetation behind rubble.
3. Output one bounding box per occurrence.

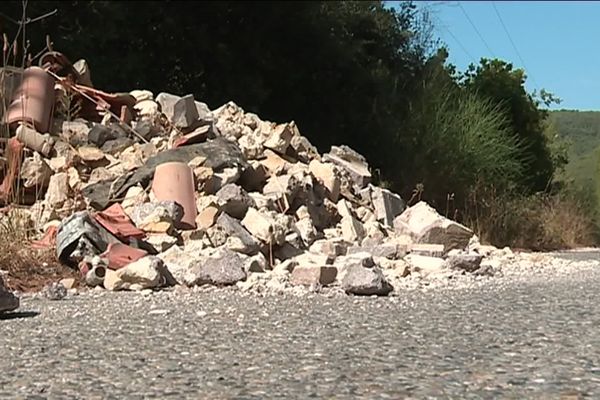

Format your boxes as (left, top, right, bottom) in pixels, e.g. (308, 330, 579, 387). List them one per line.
(0, 0, 596, 249)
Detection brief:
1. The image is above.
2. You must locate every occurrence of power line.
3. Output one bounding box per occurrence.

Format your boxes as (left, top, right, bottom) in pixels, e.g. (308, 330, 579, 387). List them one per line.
(425, 5, 478, 64)
(439, 24, 477, 64)
(491, 1, 540, 89)
(458, 2, 496, 58)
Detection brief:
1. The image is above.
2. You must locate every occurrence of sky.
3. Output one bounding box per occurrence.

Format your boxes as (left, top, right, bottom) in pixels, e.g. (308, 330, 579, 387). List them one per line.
(403, 1, 600, 111)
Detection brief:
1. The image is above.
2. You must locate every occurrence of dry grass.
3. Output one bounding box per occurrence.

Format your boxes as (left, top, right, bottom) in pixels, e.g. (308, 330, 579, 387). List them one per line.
(464, 185, 598, 251)
(0, 237, 79, 292)
(0, 209, 79, 292)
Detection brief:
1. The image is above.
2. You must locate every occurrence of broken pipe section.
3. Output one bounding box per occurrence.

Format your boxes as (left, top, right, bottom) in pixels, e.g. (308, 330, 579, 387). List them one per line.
(151, 162, 197, 230)
(4, 66, 56, 133)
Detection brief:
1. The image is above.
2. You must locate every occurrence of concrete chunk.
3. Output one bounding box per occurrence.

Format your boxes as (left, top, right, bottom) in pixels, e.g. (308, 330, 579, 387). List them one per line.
(309, 160, 340, 202)
(322, 145, 371, 189)
(172, 94, 200, 130)
(216, 183, 254, 219)
(371, 186, 405, 227)
(290, 265, 337, 287)
(341, 264, 392, 296)
(394, 201, 473, 253)
(263, 123, 293, 154)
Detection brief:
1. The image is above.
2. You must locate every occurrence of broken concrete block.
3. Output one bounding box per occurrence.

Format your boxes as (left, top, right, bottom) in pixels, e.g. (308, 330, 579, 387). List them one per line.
(347, 243, 399, 260)
(20, 152, 53, 188)
(259, 149, 291, 177)
(289, 131, 320, 163)
(45, 172, 70, 207)
(238, 133, 265, 160)
(115, 256, 164, 290)
(189, 248, 247, 286)
(394, 201, 473, 253)
(404, 254, 446, 277)
(145, 233, 179, 253)
(337, 199, 355, 220)
(445, 253, 484, 272)
(293, 252, 336, 267)
(196, 205, 220, 231)
(263, 174, 301, 209)
(409, 243, 445, 258)
(216, 213, 260, 255)
(341, 264, 392, 296)
(241, 208, 287, 246)
(130, 89, 153, 102)
(371, 186, 405, 227)
(295, 217, 318, 246)
(78, 146, 106, 163)
(130, 201, 183, 233)
(216, 184, 255, 219)
(322, 145, 371, 189)
(134, 100, 160, 118)
(341, 216, 366, 243)
(263, 123, 293, 154)
(173, 94, 200, 130)
(290, 265, 337, 286)
(156, 92, 181, 121)
(309, 160, 340, 202)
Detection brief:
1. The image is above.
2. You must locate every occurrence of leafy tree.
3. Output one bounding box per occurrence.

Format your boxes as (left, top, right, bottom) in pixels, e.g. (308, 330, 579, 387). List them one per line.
(462, 59, 558, 192)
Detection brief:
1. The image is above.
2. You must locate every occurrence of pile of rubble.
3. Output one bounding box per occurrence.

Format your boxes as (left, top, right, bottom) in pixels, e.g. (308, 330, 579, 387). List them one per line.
(0, 52, 501, 307)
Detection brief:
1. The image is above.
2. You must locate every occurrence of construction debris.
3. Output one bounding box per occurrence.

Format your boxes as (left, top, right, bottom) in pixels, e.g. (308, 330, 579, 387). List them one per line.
(0, 50, 507, 306)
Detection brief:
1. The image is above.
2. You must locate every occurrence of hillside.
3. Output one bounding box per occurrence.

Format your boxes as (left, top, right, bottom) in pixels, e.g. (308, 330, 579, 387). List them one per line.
(550, 110, 600, 158)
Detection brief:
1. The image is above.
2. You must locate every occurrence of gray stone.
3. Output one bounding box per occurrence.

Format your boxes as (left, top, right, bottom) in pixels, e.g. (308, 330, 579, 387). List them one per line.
(42, 282, 68, 301)
(190, 249, 247, 286)
(445, 253, 484, 272)
(216, 184, 255, 219)
(173, 94, 200, 130)
(101, 137, 134, 154)
(130, 201, 184, 232)
(341, 265, 392, 296)
(371, 186, 405, 227)
(0, 276, 19, 313)
(88, 124, 118, 147)
(156, 92, 181, 122)
(215, 213, 260, 255)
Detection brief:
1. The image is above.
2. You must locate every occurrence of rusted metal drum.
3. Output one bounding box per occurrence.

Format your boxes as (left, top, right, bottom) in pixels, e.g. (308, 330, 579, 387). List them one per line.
(5, 66, 55, 133)
(151, 162, 197, 230)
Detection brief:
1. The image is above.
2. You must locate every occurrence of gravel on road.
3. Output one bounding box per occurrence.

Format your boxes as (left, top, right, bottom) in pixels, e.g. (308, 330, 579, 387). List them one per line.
(2, 253, 600, 399)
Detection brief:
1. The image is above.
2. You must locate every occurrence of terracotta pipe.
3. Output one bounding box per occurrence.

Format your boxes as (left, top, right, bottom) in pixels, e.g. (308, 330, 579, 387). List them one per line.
(151, 162, 197, 230)
(4, 66, 56, 133)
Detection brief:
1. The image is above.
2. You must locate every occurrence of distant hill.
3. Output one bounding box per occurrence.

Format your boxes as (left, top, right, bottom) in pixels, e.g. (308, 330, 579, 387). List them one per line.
(550, 110, 600, 157)
(549, 110, 600, 213)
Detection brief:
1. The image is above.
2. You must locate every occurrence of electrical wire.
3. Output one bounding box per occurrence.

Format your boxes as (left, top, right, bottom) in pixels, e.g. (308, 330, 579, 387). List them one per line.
(458, 2, 496, 58)
(491, 1, 540, 89)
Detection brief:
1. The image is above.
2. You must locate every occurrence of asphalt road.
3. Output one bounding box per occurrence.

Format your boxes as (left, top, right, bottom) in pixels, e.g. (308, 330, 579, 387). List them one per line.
(2, 257, 600, 399)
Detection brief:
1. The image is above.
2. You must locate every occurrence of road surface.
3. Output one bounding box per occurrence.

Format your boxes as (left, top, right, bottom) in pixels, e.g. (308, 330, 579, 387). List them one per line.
(1, 252, 600, 399)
